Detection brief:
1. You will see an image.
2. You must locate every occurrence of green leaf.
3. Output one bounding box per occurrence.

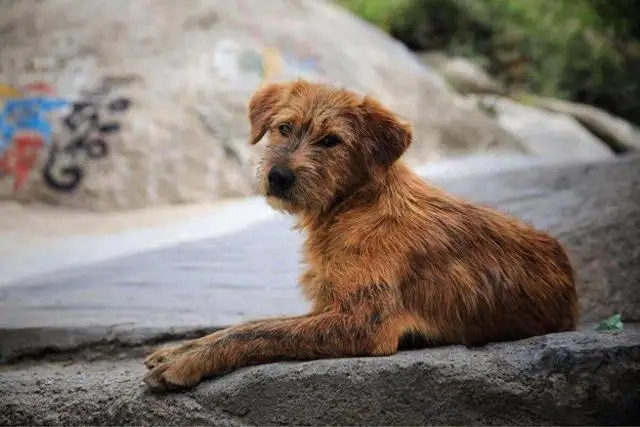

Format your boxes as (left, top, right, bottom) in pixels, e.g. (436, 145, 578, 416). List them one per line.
(595, 313, 623, 331)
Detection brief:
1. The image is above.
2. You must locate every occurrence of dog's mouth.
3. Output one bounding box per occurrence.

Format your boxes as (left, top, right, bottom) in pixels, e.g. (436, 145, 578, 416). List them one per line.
(264, 192, 300, 214)
(266, 188, 293, 201)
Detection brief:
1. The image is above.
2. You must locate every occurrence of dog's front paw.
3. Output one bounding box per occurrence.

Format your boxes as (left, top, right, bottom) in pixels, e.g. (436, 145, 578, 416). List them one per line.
(144, 342, 197, 369)
(143, 356, 204, 393)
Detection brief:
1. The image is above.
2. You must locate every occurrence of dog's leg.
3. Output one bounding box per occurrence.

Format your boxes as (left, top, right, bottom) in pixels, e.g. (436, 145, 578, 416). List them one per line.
(143, 315, 312, 369)
(143, 312, 401, 392)
(144, 285, 407, 392)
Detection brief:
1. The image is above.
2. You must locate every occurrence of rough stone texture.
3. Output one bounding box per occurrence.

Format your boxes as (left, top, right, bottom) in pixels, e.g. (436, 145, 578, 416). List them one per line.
(1, 328, 639, 426)
(0, 0, 525, 211)
(1, 153, 639, 364)
(513, 93, 640, 153)
(470, 95, 615, 161)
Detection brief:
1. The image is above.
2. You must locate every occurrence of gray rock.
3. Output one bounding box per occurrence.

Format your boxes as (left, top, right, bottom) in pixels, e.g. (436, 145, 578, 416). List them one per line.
(1, 328, 639, 425)
(511, 93, 640, 153)
(468, 95, 614, 161)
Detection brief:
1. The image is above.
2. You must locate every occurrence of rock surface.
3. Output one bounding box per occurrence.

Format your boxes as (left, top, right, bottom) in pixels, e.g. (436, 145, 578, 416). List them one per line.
(1, 153, 639, 364)
(1, 328, 639, 426)
(0, 0, 525, 211)
(512, 93, 640, 153)
(470, 95, 615, 161)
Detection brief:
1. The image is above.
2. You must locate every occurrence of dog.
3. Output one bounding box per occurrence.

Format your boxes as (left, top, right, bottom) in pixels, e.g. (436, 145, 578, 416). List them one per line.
(143, 79, 579, 392)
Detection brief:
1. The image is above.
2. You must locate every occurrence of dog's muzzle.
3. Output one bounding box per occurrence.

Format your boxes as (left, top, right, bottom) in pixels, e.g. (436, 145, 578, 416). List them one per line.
(268, 165, 296, 196)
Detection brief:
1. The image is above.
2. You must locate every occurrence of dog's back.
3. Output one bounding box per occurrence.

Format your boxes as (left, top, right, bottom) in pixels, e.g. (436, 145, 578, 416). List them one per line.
(302, 160, 579, 347)
(396, 168, 579, 346)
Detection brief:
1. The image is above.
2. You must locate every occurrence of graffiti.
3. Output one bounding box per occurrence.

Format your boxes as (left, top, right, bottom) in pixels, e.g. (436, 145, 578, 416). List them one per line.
(0, 79, 133, 194)
(0, 82, 69, 192)
(0, 134, 44, 193)
(212, 38, 320, 85)
(249, 47, 318, 80)
(238, 49, 266, 77)
(280, 52, 318, 76)
(0, 82, 68, 151)
(43, 80, 132, 192)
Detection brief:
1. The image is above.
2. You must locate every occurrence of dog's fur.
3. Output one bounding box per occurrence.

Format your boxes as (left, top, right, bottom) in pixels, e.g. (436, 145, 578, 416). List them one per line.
(143, 79, 579, 392)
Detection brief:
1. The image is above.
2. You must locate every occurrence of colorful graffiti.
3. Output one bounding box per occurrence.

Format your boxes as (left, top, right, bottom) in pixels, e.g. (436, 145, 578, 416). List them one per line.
(266, 50, 318, 79)
(0, 82, 69, 192)
(0, 134, 45, 193)
(0, 79, 132, 194)
(230, 0, 321, 80)
(43, 80, 132, 192)
(238, 46, 318, 79)
(212, 37, 320, 85)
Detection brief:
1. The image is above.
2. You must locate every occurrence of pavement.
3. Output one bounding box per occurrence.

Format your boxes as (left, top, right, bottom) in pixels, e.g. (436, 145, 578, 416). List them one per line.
(0, 213, 307, 328)
(0, 196, 279, 287)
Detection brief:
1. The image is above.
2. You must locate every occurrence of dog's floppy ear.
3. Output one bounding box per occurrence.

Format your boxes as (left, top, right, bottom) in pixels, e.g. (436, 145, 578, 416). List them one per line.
(247, 82, 288, 145)
(359, 96, 413, 172)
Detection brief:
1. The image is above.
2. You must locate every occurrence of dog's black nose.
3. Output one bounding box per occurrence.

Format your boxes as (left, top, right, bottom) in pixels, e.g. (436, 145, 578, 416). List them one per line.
(268, 165, 296, 194)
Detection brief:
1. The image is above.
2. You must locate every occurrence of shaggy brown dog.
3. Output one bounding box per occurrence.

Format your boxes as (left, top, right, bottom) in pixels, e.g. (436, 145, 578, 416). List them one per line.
(143, 79, 579, 392)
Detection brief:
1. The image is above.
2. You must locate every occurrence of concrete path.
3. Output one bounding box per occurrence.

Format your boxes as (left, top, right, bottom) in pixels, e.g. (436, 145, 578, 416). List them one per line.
(0, 214, 308, 330)
(0, 196, 279, 287)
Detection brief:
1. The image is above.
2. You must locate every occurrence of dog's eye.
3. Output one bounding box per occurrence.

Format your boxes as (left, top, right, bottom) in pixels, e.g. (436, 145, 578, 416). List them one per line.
(319, 134, 341, 148)
(278, 124, 292, 136)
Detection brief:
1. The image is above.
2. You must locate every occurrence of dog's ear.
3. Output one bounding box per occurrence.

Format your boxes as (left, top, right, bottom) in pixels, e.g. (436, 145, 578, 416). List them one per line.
(359, 96, 412, 172)
(247, 82, 288, 145)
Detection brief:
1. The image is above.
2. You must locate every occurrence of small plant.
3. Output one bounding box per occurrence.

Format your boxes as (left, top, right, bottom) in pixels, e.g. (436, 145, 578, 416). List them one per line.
(595, 313, 623, 331)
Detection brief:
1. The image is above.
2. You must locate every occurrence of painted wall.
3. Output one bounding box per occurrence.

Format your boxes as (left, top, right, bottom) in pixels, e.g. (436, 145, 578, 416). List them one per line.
(0, 80, 132, 195)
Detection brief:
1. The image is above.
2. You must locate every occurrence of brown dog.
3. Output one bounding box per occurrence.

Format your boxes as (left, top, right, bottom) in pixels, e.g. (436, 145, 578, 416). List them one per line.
(143, 79, 579, 392)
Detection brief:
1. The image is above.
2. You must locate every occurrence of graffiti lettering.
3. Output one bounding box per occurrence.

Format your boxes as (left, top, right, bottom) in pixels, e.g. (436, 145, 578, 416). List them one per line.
(0, 82, 68, 192)
(212, 38, 320, 84)
(43, 82, 132, 192)
(260, 48, 319, 79)
(0, 134, 44, 193)
(0, 97, 68, 150)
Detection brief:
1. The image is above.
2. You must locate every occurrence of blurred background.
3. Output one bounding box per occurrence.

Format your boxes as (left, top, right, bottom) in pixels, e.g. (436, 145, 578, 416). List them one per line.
(342, 0, 640, 125)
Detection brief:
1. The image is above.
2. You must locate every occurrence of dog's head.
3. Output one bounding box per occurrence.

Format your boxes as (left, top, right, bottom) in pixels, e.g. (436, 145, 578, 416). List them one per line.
(247, 79, 412, 215)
